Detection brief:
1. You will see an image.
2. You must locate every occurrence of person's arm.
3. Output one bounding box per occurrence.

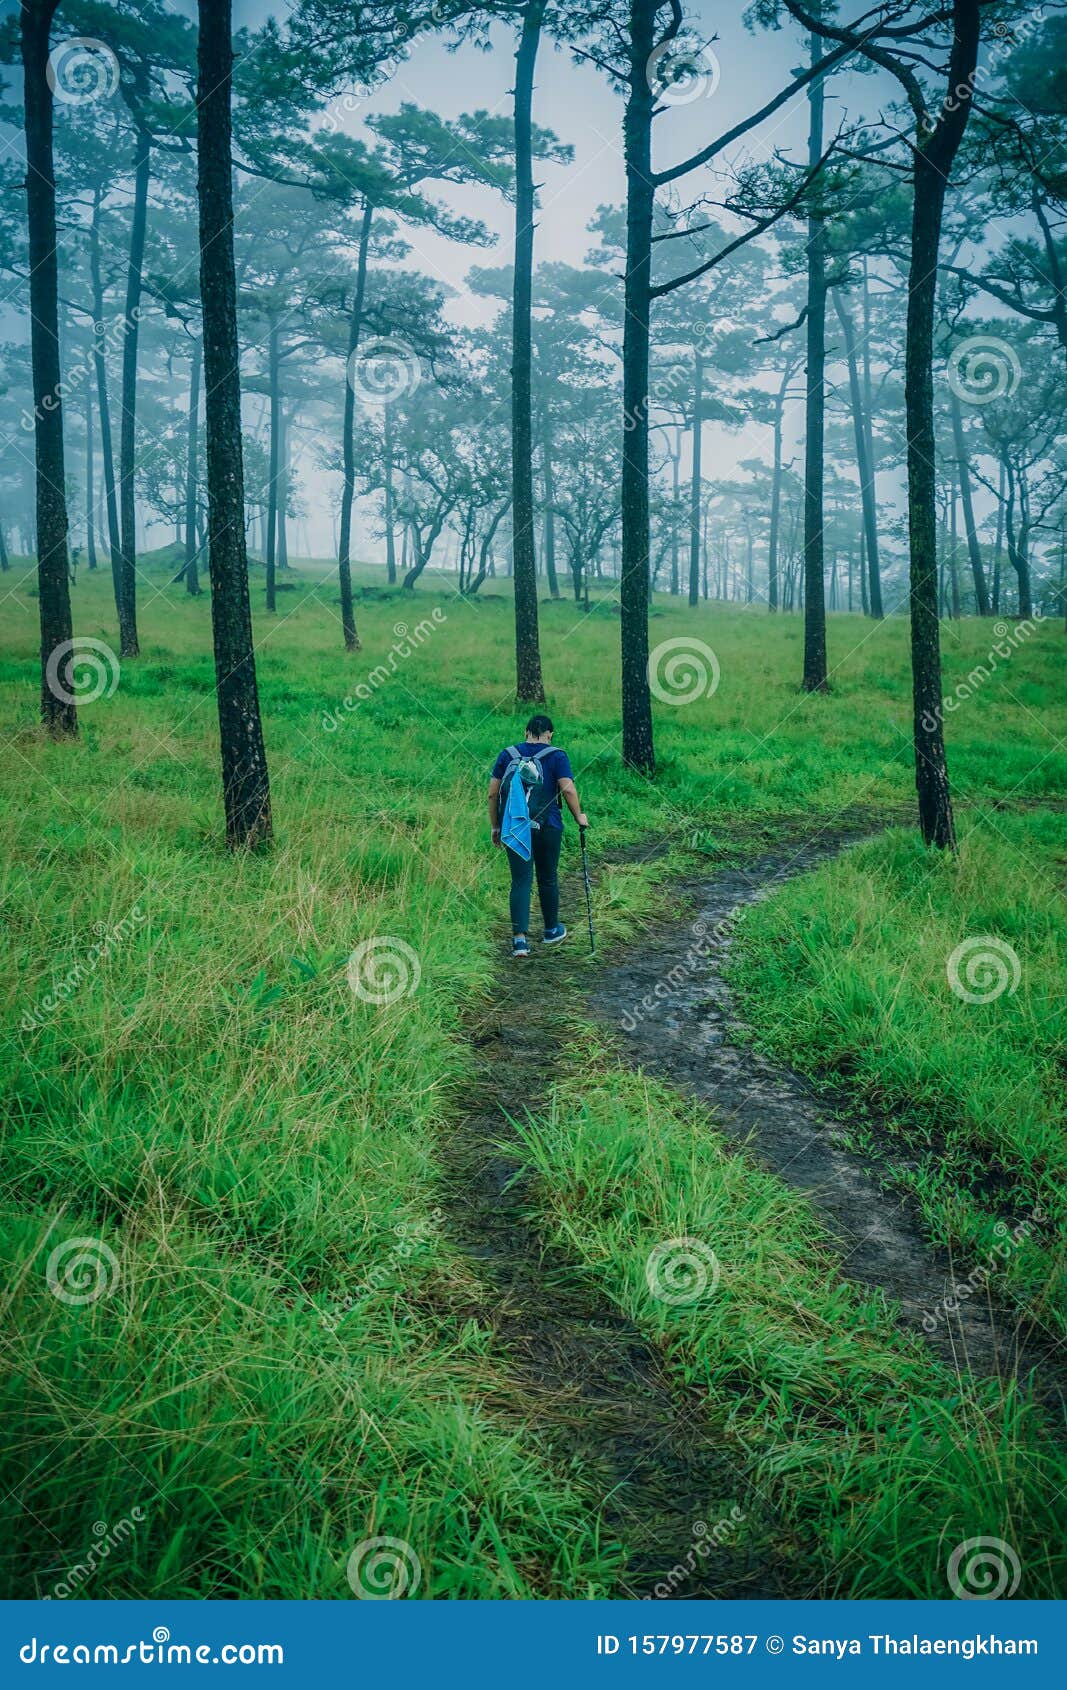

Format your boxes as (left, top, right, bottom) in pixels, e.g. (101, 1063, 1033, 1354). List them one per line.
(488, 776, 502, 846)
(557, 777, 588, 829)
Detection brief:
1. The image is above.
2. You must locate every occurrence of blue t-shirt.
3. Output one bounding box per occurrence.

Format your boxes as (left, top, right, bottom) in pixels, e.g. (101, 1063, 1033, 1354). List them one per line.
(492, 743, 573, 830)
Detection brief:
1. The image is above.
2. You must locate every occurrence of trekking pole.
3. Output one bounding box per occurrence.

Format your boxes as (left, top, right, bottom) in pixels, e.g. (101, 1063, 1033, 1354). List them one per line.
(579, 825, 595, 954)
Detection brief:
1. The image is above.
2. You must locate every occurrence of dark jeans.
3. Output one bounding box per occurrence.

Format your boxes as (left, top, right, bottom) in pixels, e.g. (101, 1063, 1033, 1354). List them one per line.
(506, 826, 562, 935)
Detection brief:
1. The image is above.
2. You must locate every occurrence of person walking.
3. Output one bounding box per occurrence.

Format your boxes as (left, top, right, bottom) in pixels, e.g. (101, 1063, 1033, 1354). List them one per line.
(488, 714, 588, 958)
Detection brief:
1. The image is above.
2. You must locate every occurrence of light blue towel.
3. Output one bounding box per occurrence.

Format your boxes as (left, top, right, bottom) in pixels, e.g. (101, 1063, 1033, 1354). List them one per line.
(501, 768, 532, 860)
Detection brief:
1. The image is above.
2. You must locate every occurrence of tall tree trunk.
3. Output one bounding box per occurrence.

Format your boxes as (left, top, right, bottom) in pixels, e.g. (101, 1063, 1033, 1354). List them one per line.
(383, 398, 397, 585)
(0, 521, 8, 570)
(767, 365, 786, 613)
(904, 0, 979, 849)
(117, 121, 150, 658)
(338, 200, 372, 651)
(859, 257, 884, 617)
(688, 350, 703, 607)
(541, 409, 560, 598)
(89, 183, 124, 632)
(264, 317, 279, 613)
(184, 333, 202, 595)
(949, 389, 990, 615)
(833, 288, 883, 619)
(948, 477, 961, 619)
(511, 1, 546, 701)
(669, 438, 680, 594)
(277, 407, 288, 570)
(992, 459, 1004, 614)
(21, 0, 75, 736)
(802, 19, 828, 690)
(196, 0, 271, 849)
(84, 379, 97, 569)
(620, 0, 656, 771)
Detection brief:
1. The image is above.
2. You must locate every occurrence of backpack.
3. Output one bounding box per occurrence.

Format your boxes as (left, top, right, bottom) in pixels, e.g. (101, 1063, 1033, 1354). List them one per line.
(498, 745, 560, 831)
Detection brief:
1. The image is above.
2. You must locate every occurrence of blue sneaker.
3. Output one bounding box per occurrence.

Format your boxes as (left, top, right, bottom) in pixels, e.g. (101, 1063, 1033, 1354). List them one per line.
(511, 936, 530, 959)
(543, 924, 568, 946)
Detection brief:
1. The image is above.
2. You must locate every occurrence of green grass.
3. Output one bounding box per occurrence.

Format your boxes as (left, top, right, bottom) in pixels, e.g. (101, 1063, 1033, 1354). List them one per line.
(513, 1052, 1064, 1598)
(1, 558, 1064, 1597)
(729, 815, 1067, 1334)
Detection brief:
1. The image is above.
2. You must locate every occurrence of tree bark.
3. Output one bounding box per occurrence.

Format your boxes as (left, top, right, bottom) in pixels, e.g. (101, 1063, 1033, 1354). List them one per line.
(383, 398, 397, 585)
(84, 379, 97, 569)
(687, 350, 703, 606)
(511, 1, 546, 702)
(264, 318, 280, 613)
(802, 20, 828, 689)
(338, 200, 372, 650)
(620, 0, 656, 772)
(904, 0, 980, 849)
(21, 0, 76, 736)
(184, 334, 202, 594)
(196, 0, 272, 848)
(541, 408, 560, 598)
(767, 364, 788, 613)
(88, 183, 125, 627)
(833, 288, 884, 619)
(949, 389, 990, 615)
(117, 120, 150, 657)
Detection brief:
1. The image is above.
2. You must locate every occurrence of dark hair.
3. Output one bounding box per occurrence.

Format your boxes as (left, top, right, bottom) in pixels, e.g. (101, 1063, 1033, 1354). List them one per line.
(526, 713, 554, 737)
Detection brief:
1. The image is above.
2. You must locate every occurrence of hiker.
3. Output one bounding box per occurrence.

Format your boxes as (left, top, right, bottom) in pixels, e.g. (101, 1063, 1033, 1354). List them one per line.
(488, 715, 588, 958)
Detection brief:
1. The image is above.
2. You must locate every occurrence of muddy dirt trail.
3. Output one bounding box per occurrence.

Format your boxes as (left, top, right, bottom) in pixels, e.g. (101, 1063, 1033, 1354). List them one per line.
(590, 822, 1050, 1391)
(438, 816, 1056, 1600)
(442, 981, 790, 1599)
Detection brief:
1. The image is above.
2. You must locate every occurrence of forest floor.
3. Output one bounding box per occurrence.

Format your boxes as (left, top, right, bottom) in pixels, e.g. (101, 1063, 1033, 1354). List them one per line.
(1, 559, 1064, 1598)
